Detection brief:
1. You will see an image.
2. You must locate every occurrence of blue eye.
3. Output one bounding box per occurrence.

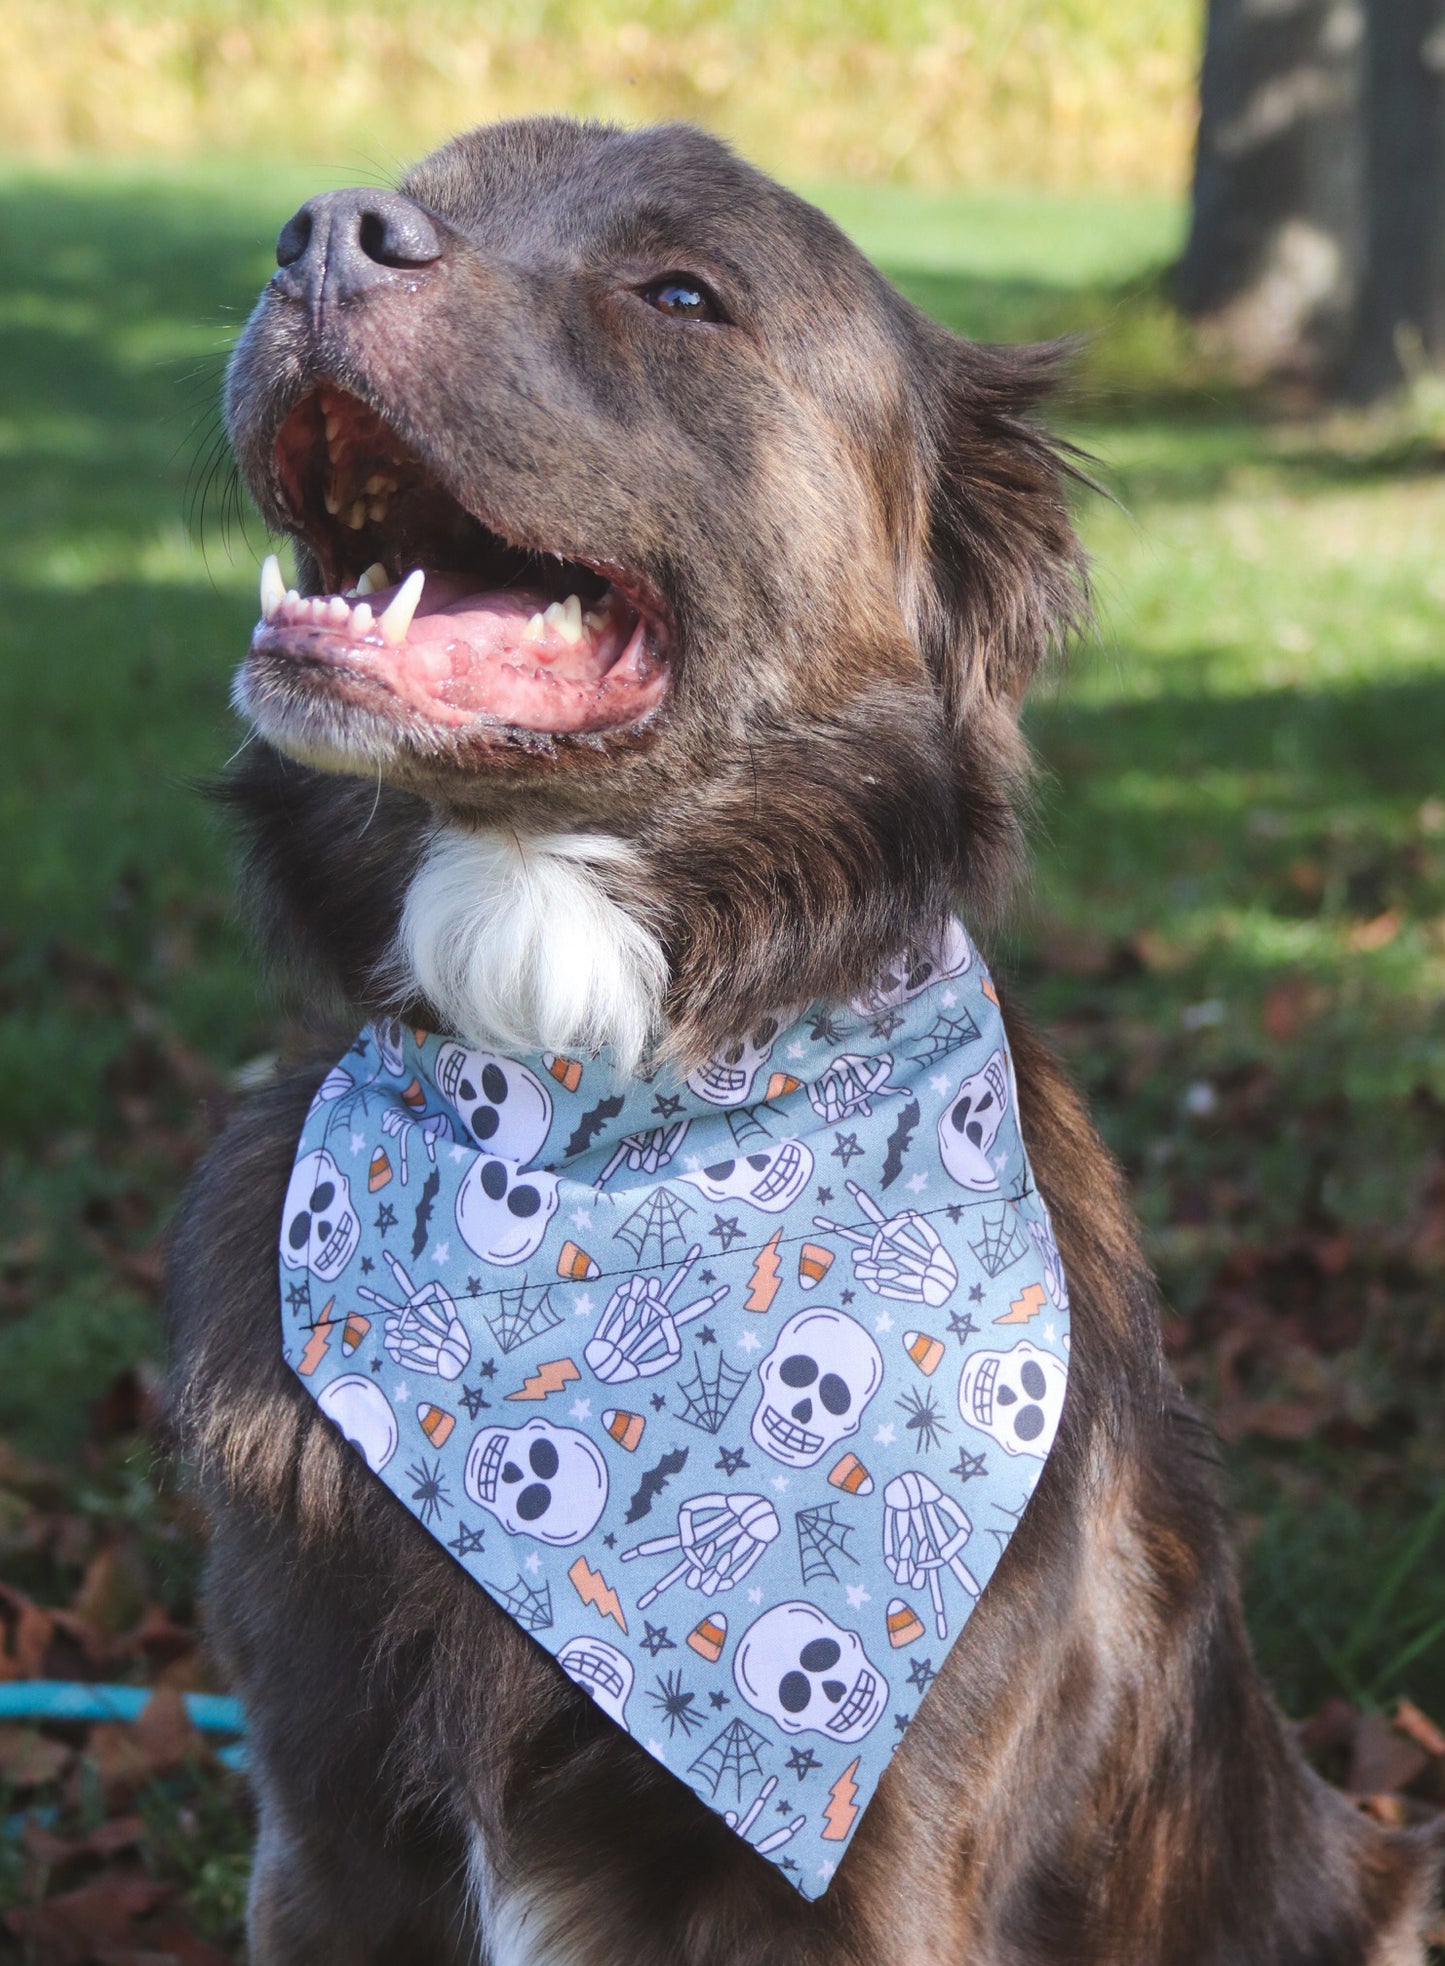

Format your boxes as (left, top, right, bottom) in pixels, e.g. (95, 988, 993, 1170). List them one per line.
(640, 276, 721, 321)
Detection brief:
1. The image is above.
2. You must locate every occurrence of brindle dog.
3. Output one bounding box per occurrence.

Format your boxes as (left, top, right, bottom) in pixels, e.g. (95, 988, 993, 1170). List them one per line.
(166, 119, 1438, 1964)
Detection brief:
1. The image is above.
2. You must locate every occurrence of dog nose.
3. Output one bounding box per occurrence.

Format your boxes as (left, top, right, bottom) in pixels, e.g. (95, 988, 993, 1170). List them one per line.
(275, 189, 445, 311)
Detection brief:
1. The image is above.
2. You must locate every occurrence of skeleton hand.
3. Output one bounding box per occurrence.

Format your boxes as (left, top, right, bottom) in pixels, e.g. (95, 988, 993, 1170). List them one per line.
(359, 1251, 470, 1381)
(881, 1470, 980, 1639)
(724, 1776, 805, 1856)
(380, 1107, 452, 1184)
(595, 1120, 690, 1187)
(807, 1053, 896, 1125)
(584, 1244, 728, 1384)
(816, 1181, 958, 1307)
(622, 1491, 780, 1608)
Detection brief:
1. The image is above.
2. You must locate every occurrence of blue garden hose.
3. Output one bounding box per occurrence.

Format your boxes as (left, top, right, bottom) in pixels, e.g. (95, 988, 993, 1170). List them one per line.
(0, 1681, 248, 1770)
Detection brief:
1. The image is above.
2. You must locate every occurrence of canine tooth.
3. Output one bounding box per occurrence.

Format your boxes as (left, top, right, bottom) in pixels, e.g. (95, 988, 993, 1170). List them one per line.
(355, 561, 389, 596)
(259, 554, 285, 622)
(366, 497, 389, 522)
(324, 412, 340, 442)
(352, 601, 374, 632)
(345, 499, 368, 529)
(324, 487, 342, 516)
(327, 596, 350, 626)
(522, 612, 545, 642)
(379, 567, 425, 645)
(557, 593, 584, 644)
(364, 474, 396, 495)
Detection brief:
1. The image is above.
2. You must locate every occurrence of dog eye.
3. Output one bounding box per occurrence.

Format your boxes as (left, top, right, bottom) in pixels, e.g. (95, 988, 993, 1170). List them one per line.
(639, 276, 722, 322)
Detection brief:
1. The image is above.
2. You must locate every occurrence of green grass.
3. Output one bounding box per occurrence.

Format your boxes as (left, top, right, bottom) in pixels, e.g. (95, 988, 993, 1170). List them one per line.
(2, 153, 1444, 1792)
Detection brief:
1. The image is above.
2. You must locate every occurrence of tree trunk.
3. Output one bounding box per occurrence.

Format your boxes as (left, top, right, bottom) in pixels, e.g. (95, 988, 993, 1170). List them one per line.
(1177, 0, 1366, 385)
(1344, 0, 1445, 399)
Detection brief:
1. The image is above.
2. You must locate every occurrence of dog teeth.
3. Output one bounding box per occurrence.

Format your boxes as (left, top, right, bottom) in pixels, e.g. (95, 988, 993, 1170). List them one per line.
(364, 474, 396, 495)
(326, 596, 350, 626)
(354, 562, 389, 597)
(542, 594, 584, 644)
(379, 567, 425, 645)
(521, 611, 545, 643)
(345, 499, 368, 530)
(352, 601, 374, 632)
(259, 554, 285, 622)
(324, 486, 341, 515)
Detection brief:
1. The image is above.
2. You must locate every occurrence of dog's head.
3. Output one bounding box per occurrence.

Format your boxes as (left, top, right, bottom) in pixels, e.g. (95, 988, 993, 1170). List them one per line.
(224, 119, 1086, 1062)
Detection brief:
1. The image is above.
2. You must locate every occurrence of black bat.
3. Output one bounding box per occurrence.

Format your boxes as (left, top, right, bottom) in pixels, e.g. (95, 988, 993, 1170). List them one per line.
(566, 1093, 625, 1157)
(624, 1445, 690, 1525)
(880, 1097, 920, 1189)
(411, 1167, 440, 1258)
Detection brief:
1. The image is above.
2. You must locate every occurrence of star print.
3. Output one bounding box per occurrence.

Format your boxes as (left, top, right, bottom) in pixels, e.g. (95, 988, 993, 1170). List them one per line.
(572, 1291, 594, 1319)
(785, 1746, 820, 1782)
(393, 1380, 409, 1402)
(603, 1532, 617, 1549)
(466, 1275, 482, 1296)
(524, 1551, 542, 1575)
(697, 1325, 717, 1346)
(645, 1738, 667, 1763)
(570, 1398, 592, 1421)
(892, 1712, 912, 1733)
(459, 1383, 492, 1419)
(831, 1131, 863, 1167)
(875, 1311, 893, 1333)
(844, 1582, 872, 1610)
(1044, 1322, 1056, 1343)
(948, 1310, 977, 1342)
(737, 1330, 761, 1353)
(571, 1207, 593, 1233)
(969, 1282, 984, 1302)
(375, 1202, 397, 1234)
(651, 1393, 668, 1412)
(710, 1214, 745, 1251)
(840, 1289, 855, 1305)
(874, 1423, 896, 1446)
(816, 1185, 834, 1204)
(640, 1622, 676, 1656)
(907, 1171, 929, 1194)
(930, 1073, 951, 1096)
(951, 1448, 988, 1483)
(907, 1656, 938, 1692)
(993, 1151, 1008, 1170)
(430, 1238, 451, 1265)
(360, 1255, 375, 1275)
(448, 1144, 470, 1163)
(369, 1357, 382, 1374)
(447, 1522, 486, 1558)
(817, 1861, 836, 1882)
(286, 1281, 310, 1312)
(478, 1357, 497, 1380)
(652, 1093, 684, 1119)
(786, 1040, 807, 1060)
(350, 1130, 366, 1155)
(709, 1689, 731, 1710)
(747, 1587, 763, 1605)
(869, 1010, 904, 1040)
(946, 1204, 964, 1224)
(770, 1474, 789, 1494)
(940, 988, 957, 1007)
(683, 1154, 703, 1172)
(780, 1857, 799, 1873)
(777, 1798, 793, 1816)
(698, 1268, 716, 1285)
(715, 1446, 749, 1477)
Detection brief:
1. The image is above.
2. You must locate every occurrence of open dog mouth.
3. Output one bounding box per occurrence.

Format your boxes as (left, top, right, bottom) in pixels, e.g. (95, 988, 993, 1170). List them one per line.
(246, 385, 670, 741)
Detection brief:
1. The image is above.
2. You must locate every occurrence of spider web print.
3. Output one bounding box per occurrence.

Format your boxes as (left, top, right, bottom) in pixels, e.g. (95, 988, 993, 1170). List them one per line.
(795, 1503, 859, 1586)
(674, 1353, 749, 1435)
(688, 1718, 769, 1801)
(487, 1283, 564, 1355)
(488, 1572, 554, 1632)
(907, 1010, 982, 1066)
(969, 1208, 1030, 1279)
(613, 1185, 696, 1267)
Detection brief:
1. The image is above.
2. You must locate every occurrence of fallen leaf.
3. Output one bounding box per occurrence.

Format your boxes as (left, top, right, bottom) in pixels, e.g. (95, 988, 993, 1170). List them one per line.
(1349, 1709, 1430, 1796)
(1393, 1698, 1445, 1760)
(0, 1725, 73, 1787)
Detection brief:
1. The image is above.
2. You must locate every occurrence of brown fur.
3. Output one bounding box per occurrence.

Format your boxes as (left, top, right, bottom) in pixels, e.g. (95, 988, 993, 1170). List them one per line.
(166, 117, 1439, 1962)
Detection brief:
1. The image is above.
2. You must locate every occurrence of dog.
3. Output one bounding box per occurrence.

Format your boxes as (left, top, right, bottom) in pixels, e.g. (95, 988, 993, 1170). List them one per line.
(165, 118, 1439, 1963)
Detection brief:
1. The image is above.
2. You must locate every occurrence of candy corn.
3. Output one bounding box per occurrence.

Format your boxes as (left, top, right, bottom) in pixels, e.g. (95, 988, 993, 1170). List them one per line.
(828, 1451, 874, 1497)
(687, 1612, 728, 1663)
(543, 1053, 583, 1092)
(887, 1598, 925, 1648)
(557, 1240, 600, 1281)
(764, 1071, 802, 1100)
(797, 1243, 834, 1289)
(368, 1147, 393, 1192)
(417, 1403, 454, 1448)
(340, 1310, 371, 1355)
(602, 1409, 645, 1452)
(401, 1077, 426, 1109)
(904, 1330, 945, 1376)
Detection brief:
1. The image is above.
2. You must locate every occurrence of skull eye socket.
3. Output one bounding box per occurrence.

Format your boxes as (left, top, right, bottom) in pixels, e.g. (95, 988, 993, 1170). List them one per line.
(508, 1185, 541, 1218)
(1015, 1405, 1045, 1442)
(309, 1181, 335, 1211)
(528, 1438, 560, 1480)
(516, 1482, 551, 1520)
(458, 1076, 476, 1101)
(471, 1105, 500, 1141)
(480, 1160, 509, 1201)
(704, 1160, 735, 1181)
(818, 1373, 851, 1416)
(746, 1154, 770, 1171)
(723, 1042, 744, 1065)
(287, 1213, 312, 1250)
(949, 1098, 972, 1134)
(779, 1354, 818, 1389)
(778, 1670, 811, 1713)
(996, 1384, 1017, 1406)
(1020, 1361, 1047, 1400)
(799, 1638, 841, 1672)
(754, 1018, 778, 1045)
(482, 1063, 509, 1103)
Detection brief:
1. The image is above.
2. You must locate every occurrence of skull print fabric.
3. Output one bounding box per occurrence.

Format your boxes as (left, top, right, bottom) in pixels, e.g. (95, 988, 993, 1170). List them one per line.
(279, 923, 1070, 1899)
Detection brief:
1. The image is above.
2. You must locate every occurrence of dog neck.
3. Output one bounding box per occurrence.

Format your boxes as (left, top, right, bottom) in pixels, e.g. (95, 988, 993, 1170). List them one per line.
(389, 826, 668, 1076)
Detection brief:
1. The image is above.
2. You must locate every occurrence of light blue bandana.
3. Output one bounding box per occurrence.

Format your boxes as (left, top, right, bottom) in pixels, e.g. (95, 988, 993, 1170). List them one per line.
(278, 922, 1070, 1898)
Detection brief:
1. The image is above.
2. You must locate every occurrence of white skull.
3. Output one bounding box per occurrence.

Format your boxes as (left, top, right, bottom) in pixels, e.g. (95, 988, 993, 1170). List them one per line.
(681, 1139, 814, 1214)
(937, 1049, 1010, 1192)
(734, 1601, 888, 1742)
(455, 1155, 560, 1265)
(558, 1635, 633, 1728)
(316, 1374, 397, 1472)
(958, 1341, 1066, 1460)
(851, 919, 972, 1014)
(464, 1417, 608, 1544)
(281, 1148, 361, 1281)
(685, 1017, 782, 1106)
(436, 1044, 552, 1164)
(750, 1308, 883, 1467)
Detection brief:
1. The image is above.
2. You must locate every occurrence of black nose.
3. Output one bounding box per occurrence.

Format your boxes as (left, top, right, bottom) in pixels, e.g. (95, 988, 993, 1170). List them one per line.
(274, 188, 445, 313)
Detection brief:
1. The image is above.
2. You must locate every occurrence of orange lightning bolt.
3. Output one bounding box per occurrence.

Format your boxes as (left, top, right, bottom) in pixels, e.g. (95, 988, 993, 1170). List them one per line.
(745, 1228, 783, 1312)
(297, 1297, 336, 1377)
(821, 1756, 861, 1841)
(567, 1556, 628, 1634)
(996, 1283, 1047, 1325)
(506, 1358, 582, 1401)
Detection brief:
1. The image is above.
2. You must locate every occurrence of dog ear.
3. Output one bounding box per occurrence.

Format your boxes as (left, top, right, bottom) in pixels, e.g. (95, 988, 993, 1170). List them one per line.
(911, 337, 1091, 908)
